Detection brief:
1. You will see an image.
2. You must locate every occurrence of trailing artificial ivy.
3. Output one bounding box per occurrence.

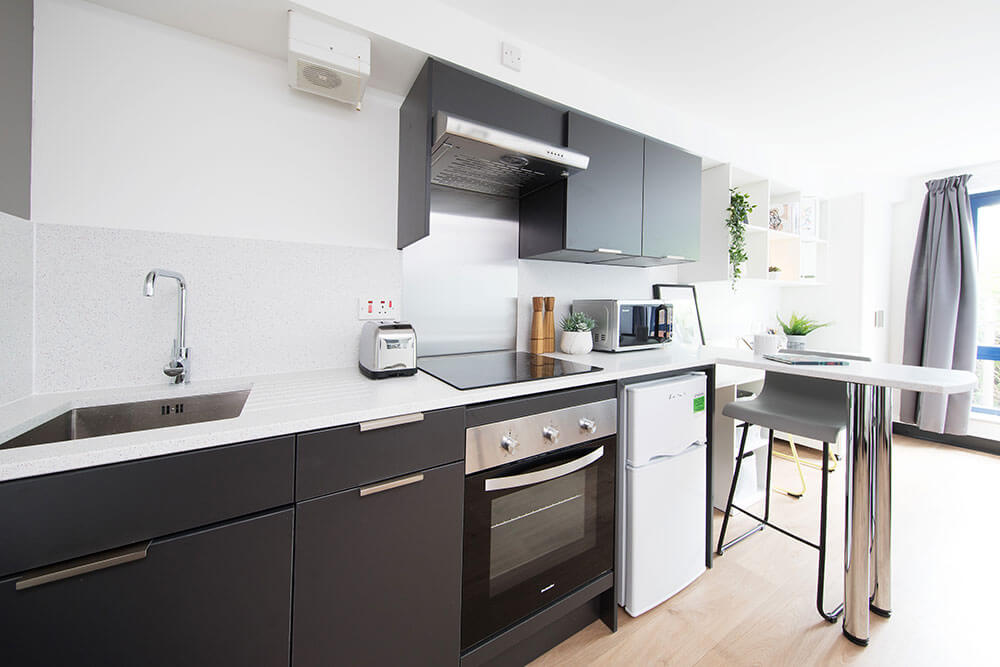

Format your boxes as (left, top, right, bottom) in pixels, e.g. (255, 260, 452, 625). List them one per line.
(726, 187, 757, 289)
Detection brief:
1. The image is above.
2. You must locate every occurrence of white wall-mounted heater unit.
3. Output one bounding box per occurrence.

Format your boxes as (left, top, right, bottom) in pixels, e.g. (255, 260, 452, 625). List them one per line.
(288, 10, 371, 109)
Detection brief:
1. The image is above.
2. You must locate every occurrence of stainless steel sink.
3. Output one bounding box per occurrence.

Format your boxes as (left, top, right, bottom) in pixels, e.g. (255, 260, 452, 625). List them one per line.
(1, 389, 252, 450)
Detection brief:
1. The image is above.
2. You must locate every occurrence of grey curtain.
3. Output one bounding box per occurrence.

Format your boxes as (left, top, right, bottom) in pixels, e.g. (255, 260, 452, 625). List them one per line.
(900, 175, 978, 434)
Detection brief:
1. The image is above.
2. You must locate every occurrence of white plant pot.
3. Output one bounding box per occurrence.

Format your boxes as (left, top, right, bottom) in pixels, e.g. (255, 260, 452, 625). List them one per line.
(768, 271, 781, 281)
(559, 330, 593, 355)
(786, 334, 808, 350)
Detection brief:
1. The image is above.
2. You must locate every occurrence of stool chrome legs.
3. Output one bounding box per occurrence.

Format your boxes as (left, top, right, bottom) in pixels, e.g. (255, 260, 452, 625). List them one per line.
(843, 383, 891, 646)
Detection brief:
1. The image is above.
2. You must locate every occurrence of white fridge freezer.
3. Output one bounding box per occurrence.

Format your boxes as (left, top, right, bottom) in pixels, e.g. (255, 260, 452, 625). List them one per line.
(618, 373, 708, 617)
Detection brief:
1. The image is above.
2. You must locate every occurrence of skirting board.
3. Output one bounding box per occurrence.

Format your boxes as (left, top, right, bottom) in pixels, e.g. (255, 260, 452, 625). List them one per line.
(893, 422, 1000, 456)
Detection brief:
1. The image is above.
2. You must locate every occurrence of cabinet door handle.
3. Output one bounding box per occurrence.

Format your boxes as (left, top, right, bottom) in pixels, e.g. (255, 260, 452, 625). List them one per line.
(359, 473, 424, 497)
(15, 540, 152, 591)
(358, 412, 424, 432)
(595, 248, 623, 254)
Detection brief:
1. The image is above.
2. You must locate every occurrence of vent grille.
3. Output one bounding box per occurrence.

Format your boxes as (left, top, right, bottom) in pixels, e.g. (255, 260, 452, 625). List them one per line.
(302, 63, 342, 89)
(294, 58, 363, 105)
(430, 148, 545, 198)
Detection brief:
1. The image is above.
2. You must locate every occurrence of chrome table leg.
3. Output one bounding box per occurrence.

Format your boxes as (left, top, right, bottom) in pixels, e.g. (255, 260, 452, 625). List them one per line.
(843, 382, 875, 646)
(871, 386, 892, 617)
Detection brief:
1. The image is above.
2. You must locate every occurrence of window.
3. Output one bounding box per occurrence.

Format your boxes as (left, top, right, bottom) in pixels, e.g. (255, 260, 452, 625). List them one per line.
(972, 190, 1000, 415)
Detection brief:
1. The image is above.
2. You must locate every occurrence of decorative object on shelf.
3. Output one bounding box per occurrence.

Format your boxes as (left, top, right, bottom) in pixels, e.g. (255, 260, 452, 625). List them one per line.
(768, 207, 784, 231)
(769, 202, 801, 232)
(530, 297, 545, 354)
(800, 197, 818, 239)
(768, 266, 782, 280)
(559, 312, 596, 354)
(777, 312, 831, 350)
(726, 188, 757, 290)
(543, 297, 555, 353)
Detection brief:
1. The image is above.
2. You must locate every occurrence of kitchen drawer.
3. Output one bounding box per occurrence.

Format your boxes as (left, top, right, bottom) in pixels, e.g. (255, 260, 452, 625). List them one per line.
(0, 508, 293, 667)
(296, 407, 464, 500)
(0, 435, 294, 578)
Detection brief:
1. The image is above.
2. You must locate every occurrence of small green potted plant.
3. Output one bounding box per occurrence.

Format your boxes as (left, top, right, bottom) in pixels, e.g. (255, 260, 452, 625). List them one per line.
(777, 312, 830, 350)
(768, 265, 782, 281)
(559, 312, 597, 355)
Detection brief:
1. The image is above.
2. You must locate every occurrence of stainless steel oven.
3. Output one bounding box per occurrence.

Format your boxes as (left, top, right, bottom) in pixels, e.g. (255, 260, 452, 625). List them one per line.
(461, 396, 616, 651)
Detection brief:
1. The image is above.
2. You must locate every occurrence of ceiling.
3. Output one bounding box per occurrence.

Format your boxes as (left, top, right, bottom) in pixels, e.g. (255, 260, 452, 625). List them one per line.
(436, 0, 1000, 189)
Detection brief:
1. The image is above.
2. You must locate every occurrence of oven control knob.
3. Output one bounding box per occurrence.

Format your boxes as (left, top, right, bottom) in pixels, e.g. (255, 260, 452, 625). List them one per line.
(579, 418, 597, 434)
(501, 435, 519, 453)
(542, 426, 559, 444)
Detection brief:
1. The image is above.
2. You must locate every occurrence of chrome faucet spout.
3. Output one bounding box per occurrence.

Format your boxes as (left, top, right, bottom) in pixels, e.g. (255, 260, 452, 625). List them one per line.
(144, 269, 190, 383)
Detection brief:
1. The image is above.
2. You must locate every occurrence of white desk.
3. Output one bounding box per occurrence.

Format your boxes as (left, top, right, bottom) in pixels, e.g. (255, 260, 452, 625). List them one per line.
(715, 351, 976, 646)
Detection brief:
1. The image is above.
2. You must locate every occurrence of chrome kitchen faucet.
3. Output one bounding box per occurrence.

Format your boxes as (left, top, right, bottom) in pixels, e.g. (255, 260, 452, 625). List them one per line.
(143, 268, 190, 383)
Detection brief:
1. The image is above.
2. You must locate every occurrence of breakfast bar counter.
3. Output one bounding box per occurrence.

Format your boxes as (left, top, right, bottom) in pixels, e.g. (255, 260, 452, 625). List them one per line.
(715, 352, 976, 646)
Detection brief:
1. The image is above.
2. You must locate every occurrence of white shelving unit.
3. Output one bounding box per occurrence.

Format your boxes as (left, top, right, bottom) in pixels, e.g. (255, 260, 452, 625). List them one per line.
(679, 163, 829, 286)
(711, 375, 768, 511)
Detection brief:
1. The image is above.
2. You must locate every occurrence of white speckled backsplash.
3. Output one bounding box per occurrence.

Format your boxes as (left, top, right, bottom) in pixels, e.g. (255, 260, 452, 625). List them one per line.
(33, 223, 401, 393)
(0, 213, 34, 405)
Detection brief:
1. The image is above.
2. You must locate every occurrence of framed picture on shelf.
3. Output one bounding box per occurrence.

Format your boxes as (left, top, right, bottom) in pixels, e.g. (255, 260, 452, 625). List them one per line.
(800, 197, 818, 239)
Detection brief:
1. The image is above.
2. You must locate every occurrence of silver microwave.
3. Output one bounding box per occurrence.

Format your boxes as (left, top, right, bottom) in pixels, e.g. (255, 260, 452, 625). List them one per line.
(571, 299, 672, 352)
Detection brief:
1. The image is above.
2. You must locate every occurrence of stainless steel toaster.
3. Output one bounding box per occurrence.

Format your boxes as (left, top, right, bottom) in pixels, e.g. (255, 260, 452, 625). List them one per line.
(359, 321, 418, 379)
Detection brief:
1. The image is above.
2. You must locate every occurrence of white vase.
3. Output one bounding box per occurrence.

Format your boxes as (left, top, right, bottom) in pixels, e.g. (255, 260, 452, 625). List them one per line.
(560, 330, 593, 355)
(786, 334, 808, 350)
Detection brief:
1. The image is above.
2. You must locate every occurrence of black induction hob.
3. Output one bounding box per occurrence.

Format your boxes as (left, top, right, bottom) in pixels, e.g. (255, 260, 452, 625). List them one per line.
(417, 351, 602, 391)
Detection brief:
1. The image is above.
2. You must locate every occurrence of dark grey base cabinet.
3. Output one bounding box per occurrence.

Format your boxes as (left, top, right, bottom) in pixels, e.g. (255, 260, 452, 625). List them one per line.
(293, 461, 464, 667)
(0, 509, 294, 667)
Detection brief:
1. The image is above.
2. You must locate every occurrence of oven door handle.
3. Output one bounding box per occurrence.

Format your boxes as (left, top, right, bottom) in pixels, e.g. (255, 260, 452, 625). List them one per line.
(484, 446, 604, 492)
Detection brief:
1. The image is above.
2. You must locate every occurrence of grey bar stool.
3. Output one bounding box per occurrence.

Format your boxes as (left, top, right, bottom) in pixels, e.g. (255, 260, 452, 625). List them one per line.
(716, 349, 870, 623)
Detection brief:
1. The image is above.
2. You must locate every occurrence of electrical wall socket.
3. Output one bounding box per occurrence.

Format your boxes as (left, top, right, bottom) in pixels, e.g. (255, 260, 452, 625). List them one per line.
(501, 42, 522, 71)
(358, 296, 398, 321)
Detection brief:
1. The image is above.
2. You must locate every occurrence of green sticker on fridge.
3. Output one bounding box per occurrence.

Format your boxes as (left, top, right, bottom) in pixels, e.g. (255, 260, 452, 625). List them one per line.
(693, 394, 705, 412)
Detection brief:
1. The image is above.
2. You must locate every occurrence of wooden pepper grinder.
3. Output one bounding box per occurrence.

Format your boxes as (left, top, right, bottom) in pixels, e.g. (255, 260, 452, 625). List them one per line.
(543, 297, 556, 353)
(530, 297, 546, 354)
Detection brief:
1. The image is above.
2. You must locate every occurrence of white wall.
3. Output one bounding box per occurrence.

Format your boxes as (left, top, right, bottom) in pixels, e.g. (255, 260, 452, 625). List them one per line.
(33, 223, 399, 392)
(19, 0, 405, 393)
(0, 213, 33, 405)
(32, 0, 401, 249)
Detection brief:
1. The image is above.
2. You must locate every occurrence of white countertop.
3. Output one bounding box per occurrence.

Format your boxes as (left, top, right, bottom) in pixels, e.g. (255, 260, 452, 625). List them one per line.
(0, 346, 976, 482)
(0, 345, 721, 482)
(715, 352, 978, 393)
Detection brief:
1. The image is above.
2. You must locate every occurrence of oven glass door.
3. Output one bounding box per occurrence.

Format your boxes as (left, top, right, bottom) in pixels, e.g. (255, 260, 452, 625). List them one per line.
(461, 437, 615, 651)
(618, 304, 667, 347)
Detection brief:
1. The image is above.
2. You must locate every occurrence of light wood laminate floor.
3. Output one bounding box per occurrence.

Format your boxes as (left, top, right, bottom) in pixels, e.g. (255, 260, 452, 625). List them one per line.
(530, 436, 1000, 666)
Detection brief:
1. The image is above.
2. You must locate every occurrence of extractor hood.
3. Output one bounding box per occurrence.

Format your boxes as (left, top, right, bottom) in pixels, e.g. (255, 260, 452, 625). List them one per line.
(430, 112, 589, 199)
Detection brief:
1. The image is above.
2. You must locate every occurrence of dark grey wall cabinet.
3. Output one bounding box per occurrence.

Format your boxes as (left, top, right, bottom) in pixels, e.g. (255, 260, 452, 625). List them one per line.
(0, 0, 32, 219)
(0, 509, 294, 667)
(397, 59, 564, 249)
(642, 138, 701, 261)
(520, 113, 645, 263)
(564, 112, 645, 257)
(599, 138, 702, 267)
(398, 57, 704, 266)
(293, 461, 465, 667)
